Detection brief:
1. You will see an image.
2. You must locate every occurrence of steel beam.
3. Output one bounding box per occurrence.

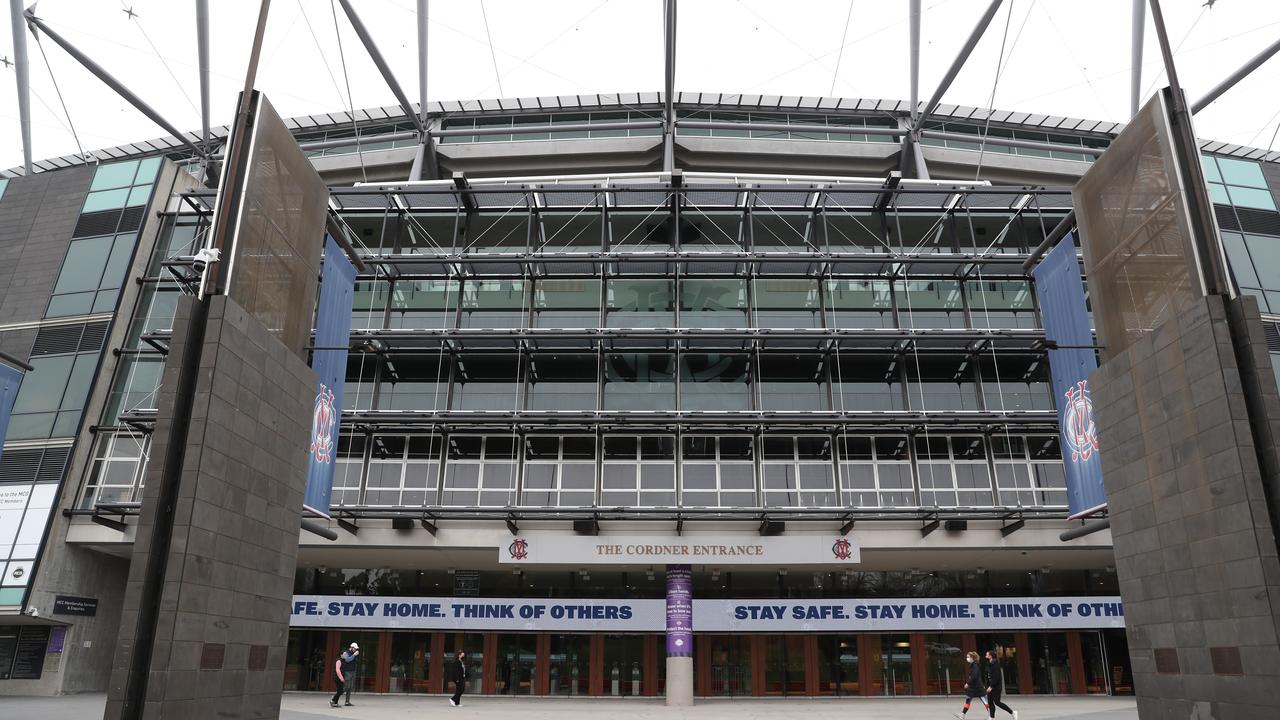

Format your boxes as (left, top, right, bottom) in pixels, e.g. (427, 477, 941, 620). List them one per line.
(412, 0, 439, 180)
(1020, 209, 1075, 274)
(919, 0, 1004, 124)
(24, 9, 207, 160)
(909, 0, 921, 122)
(1191, 34, 1280, 115)
(663, 0, 677, 172)
(196, 0, 211, 149)
(1146, 0, 1184, 113)
(10, 0, 32, 173)
(336, 0, 426, 136)
(1130, 0, 1144, 117)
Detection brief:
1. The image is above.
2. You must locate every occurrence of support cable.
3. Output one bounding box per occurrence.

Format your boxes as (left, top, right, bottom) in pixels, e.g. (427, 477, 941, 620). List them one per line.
(32, 32, 86, 163)
(973, 0, 1021, 180)
(118, 1, 200, 118)
(479, 0, 504, 97)
(329, 0, 368, 182)
(830, 1, 855, 96)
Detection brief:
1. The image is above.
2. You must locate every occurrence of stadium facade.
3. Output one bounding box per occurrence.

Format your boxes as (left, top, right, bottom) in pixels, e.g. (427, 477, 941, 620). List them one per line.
(1, 92, 1279, 699)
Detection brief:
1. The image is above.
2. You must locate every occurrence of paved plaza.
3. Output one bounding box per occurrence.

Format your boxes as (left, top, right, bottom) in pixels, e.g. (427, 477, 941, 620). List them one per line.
(6, 692, 1138, 720)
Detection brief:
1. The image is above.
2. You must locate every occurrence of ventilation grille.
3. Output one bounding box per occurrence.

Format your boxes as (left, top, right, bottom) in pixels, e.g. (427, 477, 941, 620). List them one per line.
(73, 209, 122, 238)
(1264, 322, 1280, 353)
(0, 449, 44, 483)
(1214, 204, 1239, 232)
(31, 321, 110, 356)
(35, 448, 70, 483)
(1234, 208, 1280, 236)
(119, 205, 145, 233)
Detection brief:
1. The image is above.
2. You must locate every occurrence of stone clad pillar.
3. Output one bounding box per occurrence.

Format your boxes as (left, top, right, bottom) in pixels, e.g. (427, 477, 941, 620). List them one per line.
(665, 564, 693, 706)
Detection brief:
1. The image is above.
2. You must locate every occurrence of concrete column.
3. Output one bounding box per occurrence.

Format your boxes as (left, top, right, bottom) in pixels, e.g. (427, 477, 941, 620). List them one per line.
(665, 564, 694, 706)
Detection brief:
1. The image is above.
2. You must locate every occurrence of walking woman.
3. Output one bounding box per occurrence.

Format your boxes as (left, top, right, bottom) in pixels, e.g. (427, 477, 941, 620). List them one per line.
(955, 651, 990, 719)
(447, 649, 468, 707)
(985, 649, 1017, 719)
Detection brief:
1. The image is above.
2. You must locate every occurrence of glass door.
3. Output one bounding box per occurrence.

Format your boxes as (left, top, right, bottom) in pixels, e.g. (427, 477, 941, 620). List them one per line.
(706, 635, 752, 696)
(444, 633, 485, 694)
(879, 634, 913, 696)
(548, 634, 591, 696)
(1030, 632, 1071, 694)
(283, 630, 328, 691)
(816, 635, 859, 696)
(763, 636, 806, 696)
(602, 634, 645, 696)
(389, 632, 432, 693)
(496, 634, 536, 694)
(975, 633, 1020, 694)
(923, 634, 965, 695)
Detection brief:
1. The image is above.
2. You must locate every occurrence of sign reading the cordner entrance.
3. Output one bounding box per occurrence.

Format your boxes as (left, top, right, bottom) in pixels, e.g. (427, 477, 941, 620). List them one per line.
(498, 534, 860, 565)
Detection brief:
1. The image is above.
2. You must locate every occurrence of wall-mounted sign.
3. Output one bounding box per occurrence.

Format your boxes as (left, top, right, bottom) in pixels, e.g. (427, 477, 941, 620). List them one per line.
(453, 570, 480, 597)
(53, 595, 99, 617)
(289, 595, 1124, 632)
(497, 534, 860, 565)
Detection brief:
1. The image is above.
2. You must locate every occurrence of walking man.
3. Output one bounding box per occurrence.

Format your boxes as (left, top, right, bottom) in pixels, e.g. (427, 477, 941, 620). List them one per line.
(448, 649, 468, 706)
(955, 651, 990, 719)
(985, 649, 1017, 719)
(330, 642, 359, 708)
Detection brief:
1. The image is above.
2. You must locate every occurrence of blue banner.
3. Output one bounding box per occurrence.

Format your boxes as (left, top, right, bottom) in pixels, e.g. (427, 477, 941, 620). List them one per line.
(1033, 234, 1105, 515)
(304, 236, 356, 517)
(0, 363, 24, 458)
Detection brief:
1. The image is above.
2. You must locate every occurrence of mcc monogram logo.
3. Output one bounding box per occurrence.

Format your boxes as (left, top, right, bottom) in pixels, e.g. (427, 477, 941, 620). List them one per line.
(1062, 379, 1100, 462)
(309, 383, 337, 464)
(831, 537, 853, 560)
(508, 538, 529, 560)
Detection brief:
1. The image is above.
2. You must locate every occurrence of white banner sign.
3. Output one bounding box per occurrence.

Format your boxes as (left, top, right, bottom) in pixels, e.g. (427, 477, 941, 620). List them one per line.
(0, 484, 32, 511)
(497, 534, 860, 565)
(290, 595, 664, 632)
(290, 595, 1123, 632)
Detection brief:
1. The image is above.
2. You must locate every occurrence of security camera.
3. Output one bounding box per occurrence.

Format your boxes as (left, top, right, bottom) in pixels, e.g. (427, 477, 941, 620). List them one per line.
(24, 606, 38, 617)
(192, 247, 221, 275)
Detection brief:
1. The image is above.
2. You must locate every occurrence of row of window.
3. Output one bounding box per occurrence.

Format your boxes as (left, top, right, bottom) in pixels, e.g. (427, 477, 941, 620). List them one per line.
(333, 207, 1068, 255)
(79, 433, 1065, 510)
(920, 121, 1110, 162)
(339, 277, 1042, 330)
(1203, 154, 1277, 211)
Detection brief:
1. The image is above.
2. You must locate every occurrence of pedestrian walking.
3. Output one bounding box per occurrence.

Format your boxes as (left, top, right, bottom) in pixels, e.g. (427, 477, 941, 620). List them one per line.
(954, 651, 990, 719)
(330, 642, 359, 708)
(448, 649, 468, 707)
(985, 649, 1017, 719)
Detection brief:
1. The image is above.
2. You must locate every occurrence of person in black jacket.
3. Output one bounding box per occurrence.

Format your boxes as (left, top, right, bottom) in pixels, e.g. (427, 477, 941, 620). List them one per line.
(955, 651, 990, 719)
(447, 649, 468, 707)
(984, 649, 1017, 719)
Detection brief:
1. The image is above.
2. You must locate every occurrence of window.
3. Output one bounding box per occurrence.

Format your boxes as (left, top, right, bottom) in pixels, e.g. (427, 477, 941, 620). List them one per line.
(461, 280, 526, 329)
(46, 233, 137, 317)
(442, 436, 518, 506)
(331, 434, 367, 506)
(538, 211, 602, 253)
(678, 209, 744, 251)
(535, 279, 599, 328)
(895, 280, 965, 328)
(839, 435, 913, 507)
(351, 280, 389, 330)
(916, 436, 992, 507)
(833, 355, 903, 411)
(753, 279, 820, 328)
(522, 436, 596, 506)
(1203, 155, 1276, 211)
(980, 355, 1052, 411)
(365, 435, 441, 506)
(82, 158, 160, 213)
(527, 354, 597, 411)
(603, 354, 675, 410)
(1222, 231, 1280, 313)
(904, 355, 978, 411)
(752, 211, 813, 251)
(79, 433, 148, 508)
(826, 279, 893, 328)
(761, 436, 836, 507)
(758, 354, 827, 410)
(968, 281, 1036, 329)
(378, 355, 448, 411)
(681, 279, 747, 328)
(993, 435, 1067, 507)
(8, 352, 98, 440)
(463, 212, 528, 253)
(606, 279, 674, 327)
(680, 354, 750, 411)
(681, 436, 756, 507)
(601, 436, 675, 507)
(453, 355, 522, 411)
(390, 280, 458, 329)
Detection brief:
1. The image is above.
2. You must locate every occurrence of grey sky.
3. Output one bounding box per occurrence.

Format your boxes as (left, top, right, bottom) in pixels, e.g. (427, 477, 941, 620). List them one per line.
(2, 0, 1279, 171)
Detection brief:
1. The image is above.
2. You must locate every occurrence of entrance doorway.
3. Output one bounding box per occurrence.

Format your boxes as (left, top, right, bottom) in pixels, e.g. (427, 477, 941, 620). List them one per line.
(705, 635, 751, 696)
(816, 635, 859, 695)
(602, 634, 645, 696)
(869, 634, 913, 696)
(763, 636, 806, 695)
(496, 634, 536, 694)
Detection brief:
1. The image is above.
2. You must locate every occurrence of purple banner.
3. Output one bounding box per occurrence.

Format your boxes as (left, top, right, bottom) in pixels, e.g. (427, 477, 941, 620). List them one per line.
(48, 626, 66, 654)
(665, 564, 692, 657)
